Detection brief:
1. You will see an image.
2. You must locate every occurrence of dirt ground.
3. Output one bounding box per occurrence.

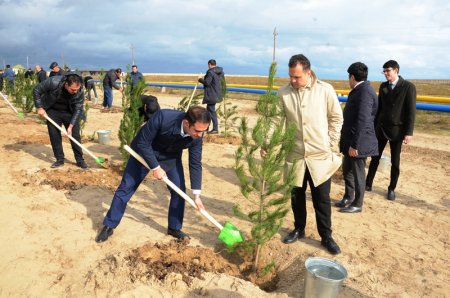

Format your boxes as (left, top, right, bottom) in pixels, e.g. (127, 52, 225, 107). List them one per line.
(0, 90, 449, 298)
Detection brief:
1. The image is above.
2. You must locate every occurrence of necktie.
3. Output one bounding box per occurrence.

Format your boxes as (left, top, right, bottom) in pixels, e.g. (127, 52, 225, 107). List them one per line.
(389, 83, 394, 90)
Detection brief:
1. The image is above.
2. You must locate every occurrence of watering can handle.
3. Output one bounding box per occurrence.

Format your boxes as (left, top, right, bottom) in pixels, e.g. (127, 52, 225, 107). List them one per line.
(0, 91, 20, 114)
(44, 114, 99, 161)
(124, 145, 224, 231)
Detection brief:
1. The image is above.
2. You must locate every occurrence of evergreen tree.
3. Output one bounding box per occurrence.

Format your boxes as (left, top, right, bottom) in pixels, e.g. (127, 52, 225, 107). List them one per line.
(118, 77, 146, 167)
(13, 70, 35, 114)
(234, 62, 297, 272)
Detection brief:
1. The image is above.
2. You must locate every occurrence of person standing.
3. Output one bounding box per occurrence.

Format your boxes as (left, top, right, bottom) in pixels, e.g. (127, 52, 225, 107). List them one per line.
(102, 68, 123, 109)
(96, 106, 211, 243)
(268, 54, 343, 254)
(24, 68, 34, 79)
(365, 60, 416, 201)
(0, 69, 4, 91)
(3, 64, 15, 93)
(335, 62, 378, 213)
(129, 65, 144, 88)
(33, 72, 88, 169)
(35, 65, 47, 83)
(198, 59, 224, 134)
(49, 62, 64, 77)
(83, 75, 98, 103)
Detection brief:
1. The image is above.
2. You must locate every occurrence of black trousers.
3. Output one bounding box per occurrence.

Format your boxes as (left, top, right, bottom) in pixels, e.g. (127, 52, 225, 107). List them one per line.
(366, 132, 403, 190)
(86, 82, 97, 101)
(342, 155, 367, 207)
(46, 109, 84, 163)
(291, 167, 332, 239)
(206, 104, 218, 131)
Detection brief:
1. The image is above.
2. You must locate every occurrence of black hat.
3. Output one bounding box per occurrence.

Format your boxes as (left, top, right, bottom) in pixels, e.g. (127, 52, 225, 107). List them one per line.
(49, 62, 59, 70)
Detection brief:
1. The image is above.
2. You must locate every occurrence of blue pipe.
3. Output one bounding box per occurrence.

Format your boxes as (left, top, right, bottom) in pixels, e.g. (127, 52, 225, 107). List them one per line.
(94, 81, 450, 113)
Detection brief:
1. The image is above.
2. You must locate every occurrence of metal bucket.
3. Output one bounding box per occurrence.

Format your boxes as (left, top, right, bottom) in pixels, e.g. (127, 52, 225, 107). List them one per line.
(304, 257, 347, 298)
(97, 130, 111, 145)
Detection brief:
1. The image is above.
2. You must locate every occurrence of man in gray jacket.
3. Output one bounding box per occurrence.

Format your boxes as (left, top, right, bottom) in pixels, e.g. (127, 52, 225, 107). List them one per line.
(34, 72, 88, 169)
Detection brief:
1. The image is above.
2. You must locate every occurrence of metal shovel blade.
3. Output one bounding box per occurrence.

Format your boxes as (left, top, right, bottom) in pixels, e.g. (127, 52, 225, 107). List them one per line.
(17, 112, 24, 118)
(218, 221, 244, 248)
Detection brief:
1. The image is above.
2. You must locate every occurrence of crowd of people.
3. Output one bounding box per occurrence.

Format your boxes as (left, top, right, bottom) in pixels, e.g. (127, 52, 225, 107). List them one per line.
(1, 55, 416, 255)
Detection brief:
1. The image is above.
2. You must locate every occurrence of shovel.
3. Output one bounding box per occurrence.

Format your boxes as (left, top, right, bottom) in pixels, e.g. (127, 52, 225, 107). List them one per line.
(124, 145, 244, 248)
(185, 73, 202, 112)
(0, 91, 24, 118)
(44, 114, 109, 168)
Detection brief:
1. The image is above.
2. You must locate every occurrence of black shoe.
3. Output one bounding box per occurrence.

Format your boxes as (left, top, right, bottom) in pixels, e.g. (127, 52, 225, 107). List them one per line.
(282, 229, 305, 244)
(321, 237, 341, 255)
(387, 189, 396, 201)
(334, 198, 353, 208)
(96, 226, 114, 243)
(167, 228, 190, 239)
(339, 205, 362, 213)
(76, 160, 89, 169)
(207, 130, 218, 135)
(365, 185, 372, 191)
(51, 160, 64, 168)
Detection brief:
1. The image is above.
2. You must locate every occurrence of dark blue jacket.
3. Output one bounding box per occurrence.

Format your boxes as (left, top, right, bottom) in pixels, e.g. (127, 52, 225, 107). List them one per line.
(37, 69, 47, 83)
(198, 66, 224, 104)
(129, 71, 144, 87)
(103, 69, 121, 89)
(33, 72, 84, 126)
(131, 109, 203, 190)
(340, 81, 378, 157)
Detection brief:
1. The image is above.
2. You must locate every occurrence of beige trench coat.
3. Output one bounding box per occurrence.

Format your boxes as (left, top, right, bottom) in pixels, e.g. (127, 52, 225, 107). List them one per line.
(278, 72, 343, 187)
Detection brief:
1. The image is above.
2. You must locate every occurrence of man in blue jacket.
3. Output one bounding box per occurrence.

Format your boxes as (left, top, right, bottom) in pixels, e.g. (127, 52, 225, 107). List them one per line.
(96, 106, 211, 243)
(129, 65, 144, 88)
(335, 62, 378, 213)
(198, 59, 224, 134)
(34, 72, 88, 169)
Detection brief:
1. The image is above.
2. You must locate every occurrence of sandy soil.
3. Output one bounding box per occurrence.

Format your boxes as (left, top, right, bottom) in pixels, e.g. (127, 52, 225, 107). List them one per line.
(0, 89, 449, 298)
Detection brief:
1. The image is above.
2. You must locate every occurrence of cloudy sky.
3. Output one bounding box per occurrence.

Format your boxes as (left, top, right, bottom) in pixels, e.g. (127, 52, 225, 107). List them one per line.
(1, 0, 449, 80)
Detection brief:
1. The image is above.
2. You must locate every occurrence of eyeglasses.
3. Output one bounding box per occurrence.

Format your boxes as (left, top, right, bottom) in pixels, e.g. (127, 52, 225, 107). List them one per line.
(381, 68, 394, 74)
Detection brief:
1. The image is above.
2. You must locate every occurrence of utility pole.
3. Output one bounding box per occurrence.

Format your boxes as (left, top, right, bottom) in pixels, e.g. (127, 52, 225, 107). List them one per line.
(131, 44, 135, 65)
(61, 53, 65, 68)
(26, 56, 29, 69)
(273, 27, 278, 62)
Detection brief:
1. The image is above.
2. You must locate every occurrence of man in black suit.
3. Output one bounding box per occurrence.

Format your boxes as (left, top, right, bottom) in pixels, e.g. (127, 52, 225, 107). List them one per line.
(336, 62, 378, 213)
(366, 60, 416, 201)
(96, 106, 211, 243)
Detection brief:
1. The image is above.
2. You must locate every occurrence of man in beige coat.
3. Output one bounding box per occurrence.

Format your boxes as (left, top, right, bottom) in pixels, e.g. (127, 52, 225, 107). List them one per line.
(277, 54, 343, 254)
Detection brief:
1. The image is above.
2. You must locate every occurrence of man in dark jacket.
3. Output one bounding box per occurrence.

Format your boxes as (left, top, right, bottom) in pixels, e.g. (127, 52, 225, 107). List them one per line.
(102, 68, 123, 109)
(49, 62, 64, 77)
(96, 106, 210, 243)
(83, 75, 98, 103)
(365, 60, 416, 201)
(34, 72, 88, 169)
(129, 65, 144, 88)
(335, 62, 378, 213)
(35, 65, 47, 83)
(198, 59, 224, 134)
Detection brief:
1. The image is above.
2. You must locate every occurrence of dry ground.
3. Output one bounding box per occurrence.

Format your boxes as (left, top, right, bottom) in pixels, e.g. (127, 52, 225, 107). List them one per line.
(0, 89, 449, 297)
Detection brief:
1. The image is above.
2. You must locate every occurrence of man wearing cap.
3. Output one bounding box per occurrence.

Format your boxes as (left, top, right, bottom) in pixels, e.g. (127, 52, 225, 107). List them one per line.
(102, 68, 123, 109)
(49, 62, 64, 77)
(33, 72, 88, 169)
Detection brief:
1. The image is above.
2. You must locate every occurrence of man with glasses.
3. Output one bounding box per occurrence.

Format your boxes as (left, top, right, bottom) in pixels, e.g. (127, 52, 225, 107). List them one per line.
(365, 60, 416, 201)
(96, 106, 211, 243)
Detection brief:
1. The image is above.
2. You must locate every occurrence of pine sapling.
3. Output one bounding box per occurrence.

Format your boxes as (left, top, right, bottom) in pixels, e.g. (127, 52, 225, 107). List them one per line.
(234, 62, 297, 272)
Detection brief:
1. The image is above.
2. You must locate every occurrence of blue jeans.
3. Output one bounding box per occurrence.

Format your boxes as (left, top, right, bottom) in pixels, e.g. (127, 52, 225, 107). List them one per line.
(102, 86, 113, 108)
